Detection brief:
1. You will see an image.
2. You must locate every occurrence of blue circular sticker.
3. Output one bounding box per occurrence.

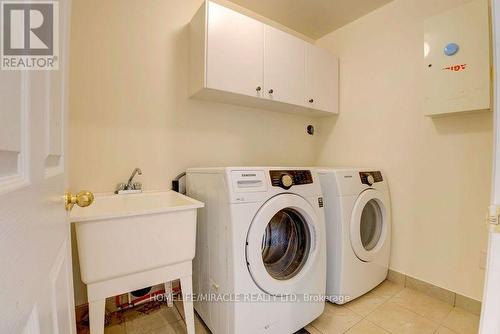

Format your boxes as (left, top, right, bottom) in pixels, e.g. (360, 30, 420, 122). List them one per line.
(444, 43, 459, 56)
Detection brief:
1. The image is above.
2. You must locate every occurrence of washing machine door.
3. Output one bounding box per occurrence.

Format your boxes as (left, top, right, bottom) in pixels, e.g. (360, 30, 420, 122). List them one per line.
(246, 193, 319, 296)
(350, 189, 389, 262)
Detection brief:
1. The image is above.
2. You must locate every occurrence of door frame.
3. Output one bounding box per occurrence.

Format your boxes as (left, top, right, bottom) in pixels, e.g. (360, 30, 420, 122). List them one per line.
(479, 0, 500, 332)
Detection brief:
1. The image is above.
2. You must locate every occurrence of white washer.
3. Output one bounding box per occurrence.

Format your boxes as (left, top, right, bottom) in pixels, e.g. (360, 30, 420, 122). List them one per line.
(317, 168, 391, 304)
(187, 167, 326, 334)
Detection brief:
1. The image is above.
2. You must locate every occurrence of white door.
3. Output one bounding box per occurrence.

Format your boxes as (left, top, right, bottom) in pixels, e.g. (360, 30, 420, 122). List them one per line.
(0, 1, 76, 333)
(206, 1, 264, 98)
(480, 0, 500, 332)
(264, 26, 306, 106)
(305, 44, 339, 113)
(246, 194, 319, 296)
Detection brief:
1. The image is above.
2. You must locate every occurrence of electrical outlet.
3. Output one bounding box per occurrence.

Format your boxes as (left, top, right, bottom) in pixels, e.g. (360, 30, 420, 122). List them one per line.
(479, 250, 487, 270)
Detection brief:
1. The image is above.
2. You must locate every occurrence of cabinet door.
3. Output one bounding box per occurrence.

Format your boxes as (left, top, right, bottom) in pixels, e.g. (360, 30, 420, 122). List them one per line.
(306, 44, 338, 113)
(264, 26, 305, 106)
(206, 2, 264, 97)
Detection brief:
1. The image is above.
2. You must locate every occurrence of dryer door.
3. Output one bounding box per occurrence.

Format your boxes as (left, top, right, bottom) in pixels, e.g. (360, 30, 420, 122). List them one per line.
(246, 194, 319, 296)
(350, 189, 389, 262)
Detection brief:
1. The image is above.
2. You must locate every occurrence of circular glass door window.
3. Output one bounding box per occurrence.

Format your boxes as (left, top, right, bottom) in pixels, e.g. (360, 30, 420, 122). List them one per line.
(360, 199, 383, 251)
(261, 209, 311, 280)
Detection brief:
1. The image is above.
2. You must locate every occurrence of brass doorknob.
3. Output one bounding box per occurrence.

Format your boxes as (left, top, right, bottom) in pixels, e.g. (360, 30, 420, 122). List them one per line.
(64, 191, 94, 211)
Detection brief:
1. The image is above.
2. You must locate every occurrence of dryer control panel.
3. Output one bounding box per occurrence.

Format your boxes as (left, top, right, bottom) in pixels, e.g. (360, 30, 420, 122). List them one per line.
(270, 170, 313, 190)
(360, 171, 383, 186)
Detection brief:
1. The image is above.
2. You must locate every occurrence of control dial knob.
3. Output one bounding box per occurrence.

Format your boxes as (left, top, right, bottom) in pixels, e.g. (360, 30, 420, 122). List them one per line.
(280, 174, 294, 189)
(366, 174, 375, 186)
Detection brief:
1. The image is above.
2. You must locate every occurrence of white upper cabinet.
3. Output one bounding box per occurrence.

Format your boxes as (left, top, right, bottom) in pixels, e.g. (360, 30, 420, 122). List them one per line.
(206, 2, 264, 98)
(264, 26, 305, 106)
(305, 44, 339, 113)
(189, 0, 338, 117)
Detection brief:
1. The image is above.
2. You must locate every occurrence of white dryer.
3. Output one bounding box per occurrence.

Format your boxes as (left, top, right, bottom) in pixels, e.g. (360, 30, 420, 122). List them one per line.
(317, 168, 391, 304)
(186, 167, 326, 334)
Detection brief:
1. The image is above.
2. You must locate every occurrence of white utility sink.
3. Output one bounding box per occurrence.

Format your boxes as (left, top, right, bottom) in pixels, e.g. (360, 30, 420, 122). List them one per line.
(71, 190, 204, 334)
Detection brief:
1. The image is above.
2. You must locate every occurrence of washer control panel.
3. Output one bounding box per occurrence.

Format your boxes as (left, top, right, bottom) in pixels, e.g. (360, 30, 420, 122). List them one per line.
(270, 170, 313, 189)
(360, 171, 383, 186)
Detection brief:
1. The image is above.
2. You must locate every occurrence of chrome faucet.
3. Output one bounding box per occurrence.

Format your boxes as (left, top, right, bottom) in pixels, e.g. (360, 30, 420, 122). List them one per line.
(115, 168, 143, 193)
(127, 168, 142, 189)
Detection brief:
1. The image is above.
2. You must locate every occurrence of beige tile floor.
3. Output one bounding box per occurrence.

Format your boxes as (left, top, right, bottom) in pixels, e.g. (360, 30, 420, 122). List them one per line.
(103, 281, 480, 334)
(103, 299, 210, 334)
(307, 281, 480, 334)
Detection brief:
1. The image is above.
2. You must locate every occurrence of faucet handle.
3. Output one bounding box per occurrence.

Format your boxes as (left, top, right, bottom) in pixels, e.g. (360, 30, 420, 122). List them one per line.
(132, 182, 142, 191)
(115, 183, 126, 193)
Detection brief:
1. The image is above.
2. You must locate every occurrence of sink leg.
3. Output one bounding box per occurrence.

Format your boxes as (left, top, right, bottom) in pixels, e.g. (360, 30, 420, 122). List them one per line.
(164, 281, 173, 307)
(180, 275, 195, 334)
(89, 299, 105, 334)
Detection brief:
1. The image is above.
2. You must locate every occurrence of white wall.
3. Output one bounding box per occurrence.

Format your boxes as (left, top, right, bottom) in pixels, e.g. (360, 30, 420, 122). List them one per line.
(69, 0, 318, 194)
(316, 0, 492, 300)
(69, 0, 318, 305)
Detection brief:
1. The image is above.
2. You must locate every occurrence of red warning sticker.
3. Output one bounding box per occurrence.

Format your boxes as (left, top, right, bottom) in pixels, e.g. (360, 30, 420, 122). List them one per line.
(442, 64, 467, 72)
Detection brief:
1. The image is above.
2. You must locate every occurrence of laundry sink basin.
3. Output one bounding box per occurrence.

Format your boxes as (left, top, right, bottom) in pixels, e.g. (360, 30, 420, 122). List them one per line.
(70, 190, 204, 284)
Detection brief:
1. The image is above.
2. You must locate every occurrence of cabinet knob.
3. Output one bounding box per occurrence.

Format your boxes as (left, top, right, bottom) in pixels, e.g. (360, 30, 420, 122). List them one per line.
(268, 89, 274, 94)
(256, 86, 262, 92)
(309, 99, 314, 103)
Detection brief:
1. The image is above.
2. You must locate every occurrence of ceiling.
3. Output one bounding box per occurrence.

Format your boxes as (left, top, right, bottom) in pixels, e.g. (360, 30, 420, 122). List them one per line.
(228, 0, 393, 40)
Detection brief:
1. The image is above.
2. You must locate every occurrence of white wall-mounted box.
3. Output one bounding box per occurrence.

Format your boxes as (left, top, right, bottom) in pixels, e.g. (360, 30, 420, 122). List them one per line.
(423, 0, 491, 117)
(189, 1, 339, 117)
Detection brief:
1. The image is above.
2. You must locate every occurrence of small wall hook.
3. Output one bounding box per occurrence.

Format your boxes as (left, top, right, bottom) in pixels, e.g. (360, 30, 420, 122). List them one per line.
(307, 125, 315, 135)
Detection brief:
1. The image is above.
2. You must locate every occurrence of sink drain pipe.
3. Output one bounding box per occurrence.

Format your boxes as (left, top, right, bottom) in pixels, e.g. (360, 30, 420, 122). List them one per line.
(172, 172, 186, 193)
